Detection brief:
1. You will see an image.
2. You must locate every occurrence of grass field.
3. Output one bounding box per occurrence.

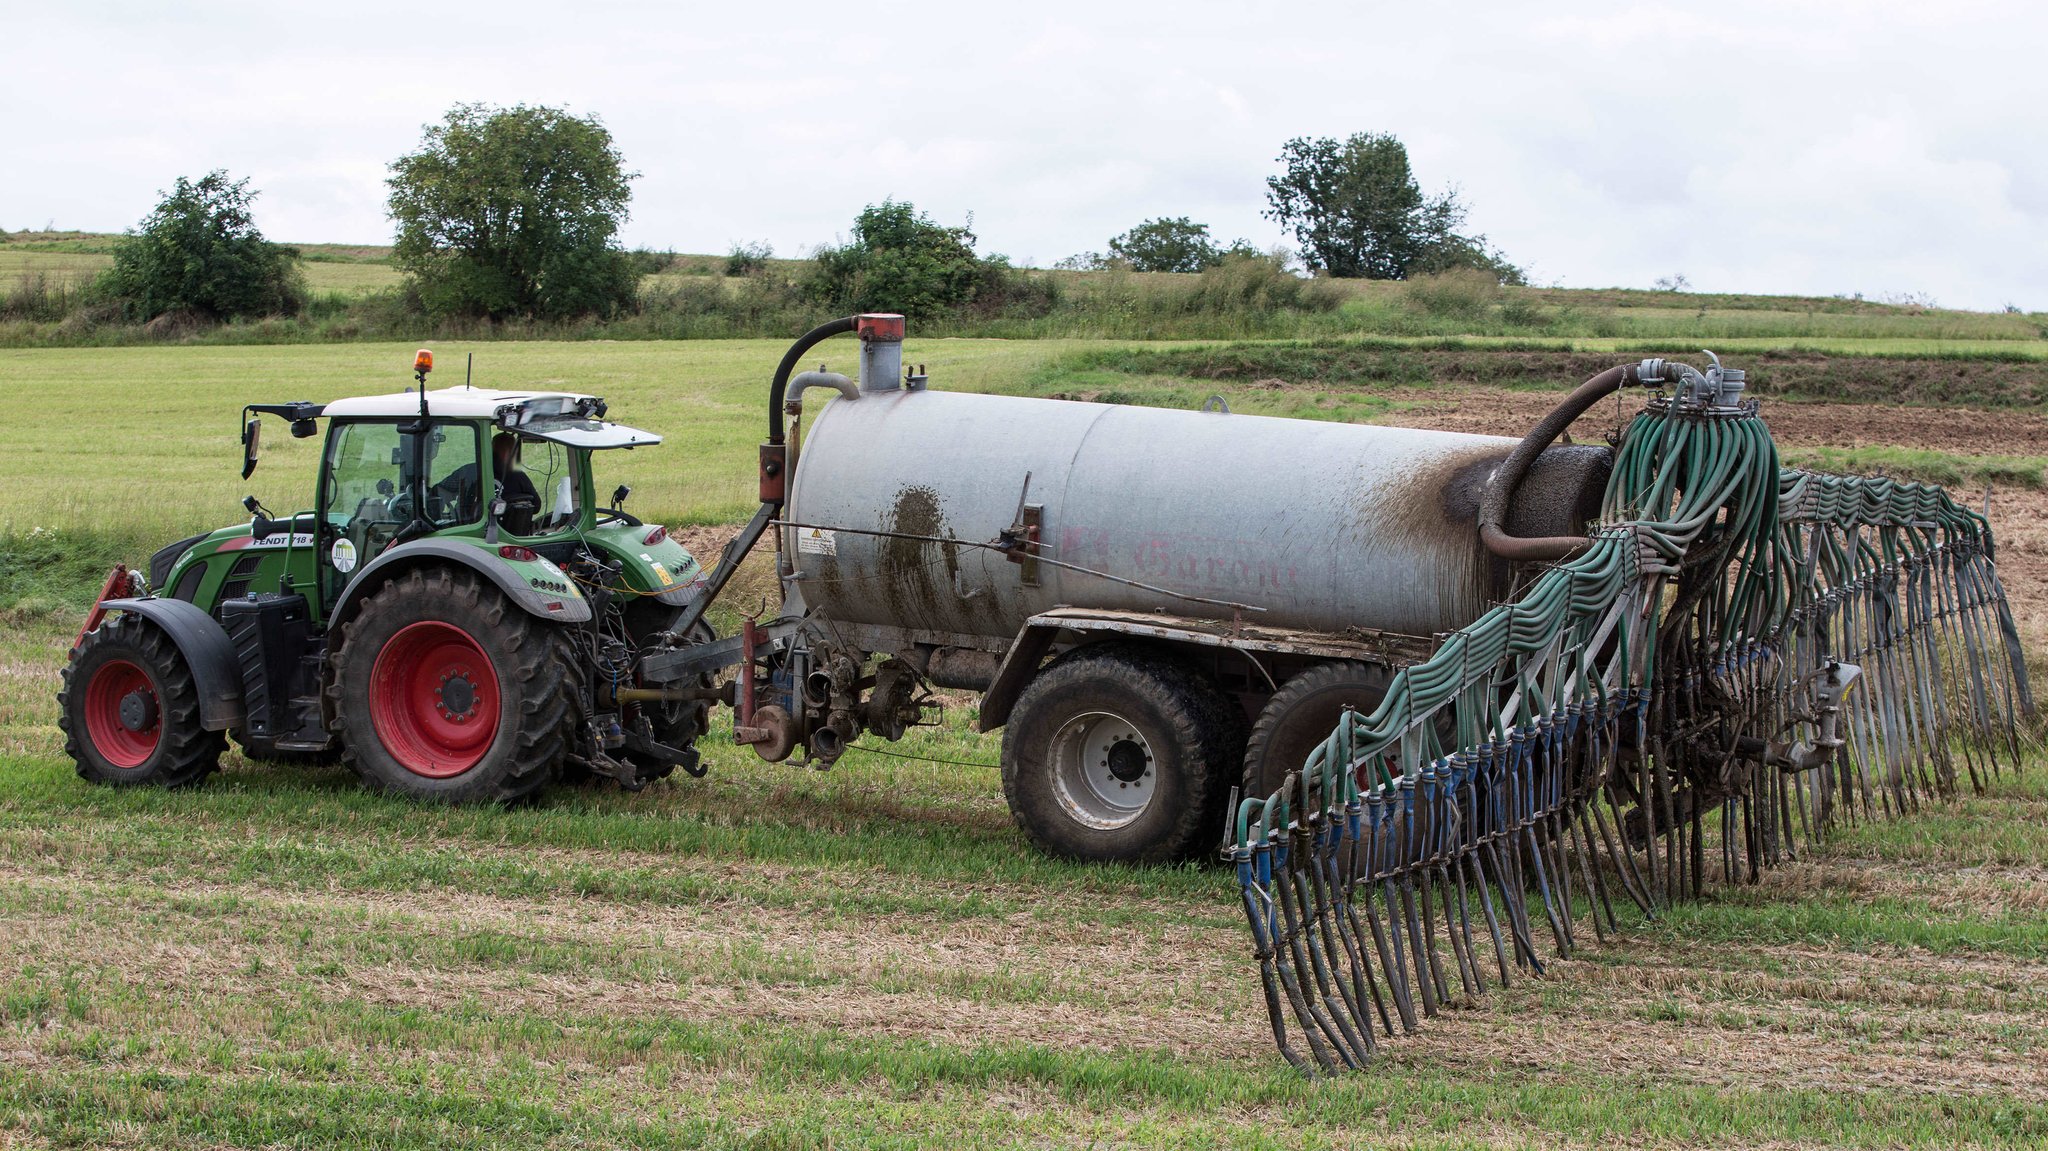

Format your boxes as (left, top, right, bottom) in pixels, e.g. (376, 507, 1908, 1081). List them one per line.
(6, 230, 2047, 347)
(2, 338, 2047, 1146)
(0, 339, 1072, 552)
(6, 336, 2048, 552)
(0, 236, 405, 298)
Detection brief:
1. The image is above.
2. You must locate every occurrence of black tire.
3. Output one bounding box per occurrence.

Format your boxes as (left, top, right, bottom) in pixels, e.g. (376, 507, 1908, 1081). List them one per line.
(59, 614, 224, 788)
(1000, 644, 1240, 864)
(1241, 660, 1390, 804)
(329, 568, 577, 804)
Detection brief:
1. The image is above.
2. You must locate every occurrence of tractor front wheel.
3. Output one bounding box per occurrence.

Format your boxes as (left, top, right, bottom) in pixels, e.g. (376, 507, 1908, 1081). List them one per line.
(60, 614, 224, 788)
(331, 569, 575, 803)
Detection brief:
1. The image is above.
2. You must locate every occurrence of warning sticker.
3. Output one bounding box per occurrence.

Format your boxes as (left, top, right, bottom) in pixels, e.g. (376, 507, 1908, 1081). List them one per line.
(651, 562, 674, 587)
(797, 527, 837, 556)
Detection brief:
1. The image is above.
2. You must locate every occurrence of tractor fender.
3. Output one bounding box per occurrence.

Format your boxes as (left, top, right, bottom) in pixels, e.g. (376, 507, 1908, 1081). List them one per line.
(96, 597, 246, 732)
(652, 582, 705, 608)
(328, 538, 595, 635)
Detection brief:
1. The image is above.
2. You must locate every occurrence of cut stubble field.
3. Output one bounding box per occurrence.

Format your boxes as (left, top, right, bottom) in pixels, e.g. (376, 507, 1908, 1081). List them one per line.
(1, 338, 2046, 1148)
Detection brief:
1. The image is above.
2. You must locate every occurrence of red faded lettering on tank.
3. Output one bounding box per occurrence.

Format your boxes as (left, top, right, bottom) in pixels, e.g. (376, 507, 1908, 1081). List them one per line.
(1060, 525, 1300, 597)
(1058, 525, 1113, 563)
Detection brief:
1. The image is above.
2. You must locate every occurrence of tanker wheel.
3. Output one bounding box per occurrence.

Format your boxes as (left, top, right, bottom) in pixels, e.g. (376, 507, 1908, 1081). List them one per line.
(1001, 644, 1240, 864)
(59, 614, 225, 788)
(330, 569, 576, 804)
(1242, 661, 1391, 804)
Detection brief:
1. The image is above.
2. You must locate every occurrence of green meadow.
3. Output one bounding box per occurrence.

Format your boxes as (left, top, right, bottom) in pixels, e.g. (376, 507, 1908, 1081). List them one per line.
(2, 332, 2046, 1147)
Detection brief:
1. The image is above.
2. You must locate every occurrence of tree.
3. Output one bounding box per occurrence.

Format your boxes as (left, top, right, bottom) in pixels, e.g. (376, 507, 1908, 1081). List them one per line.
(725, 240, 774, 276)
(1107, 217, 1224, 273)
(805, 200, 1005, 320)
(387, 104, 638, 320)
(99, 171, 304, 321)
(1263, 133, 1521, 283)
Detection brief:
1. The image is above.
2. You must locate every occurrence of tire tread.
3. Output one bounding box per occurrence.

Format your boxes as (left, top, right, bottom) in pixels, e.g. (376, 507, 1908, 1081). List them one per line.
(329, 568, 577, 803)
(59, 615, 224, 788)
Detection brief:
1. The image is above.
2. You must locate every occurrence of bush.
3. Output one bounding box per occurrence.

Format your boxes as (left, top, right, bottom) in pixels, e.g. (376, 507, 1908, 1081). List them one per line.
(1403, 268, 1502, 319)
(637, 266, 810, 336)
(1496, 293, 1552, 329)
(1187, 251, 1342, 314)
(387, 103, 639, 320)
(1265, 132, 1523, 283)
(0, 270, 85, 322)
(725, 241, 774, 276)
(1107, 217, 1227, 273)
(805, 201, 1006, 321)
(97, 171, 305, 322)
(626, 247, 677, 276)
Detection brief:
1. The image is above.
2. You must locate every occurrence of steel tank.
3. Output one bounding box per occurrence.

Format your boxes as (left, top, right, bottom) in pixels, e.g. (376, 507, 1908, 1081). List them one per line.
(784, 388, 1608, 641)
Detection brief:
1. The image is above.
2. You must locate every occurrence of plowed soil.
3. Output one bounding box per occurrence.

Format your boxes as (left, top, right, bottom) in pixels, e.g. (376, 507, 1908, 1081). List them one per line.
(1367, 387, 2048, 656)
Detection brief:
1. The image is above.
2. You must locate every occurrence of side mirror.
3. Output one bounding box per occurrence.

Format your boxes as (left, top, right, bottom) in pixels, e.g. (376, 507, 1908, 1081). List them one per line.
(241, 418, 262, 479)
(611, 484, 631, 511)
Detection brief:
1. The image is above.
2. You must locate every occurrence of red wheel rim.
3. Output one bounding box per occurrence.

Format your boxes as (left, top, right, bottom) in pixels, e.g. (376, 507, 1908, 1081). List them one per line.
(83, 658, 160, 769)
(367, 621, 501, 778)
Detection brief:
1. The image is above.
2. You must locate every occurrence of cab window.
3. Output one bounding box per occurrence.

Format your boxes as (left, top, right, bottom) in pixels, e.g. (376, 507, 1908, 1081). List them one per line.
(322, 421, 481, 564)
(508, 436, 581, 536)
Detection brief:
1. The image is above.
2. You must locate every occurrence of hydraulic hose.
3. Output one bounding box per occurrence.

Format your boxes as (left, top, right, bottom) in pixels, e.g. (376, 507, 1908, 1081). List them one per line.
(1479, 363, 1643, 562)
(1232, 356, 2036, 1077)
(768, 316, 858, 444)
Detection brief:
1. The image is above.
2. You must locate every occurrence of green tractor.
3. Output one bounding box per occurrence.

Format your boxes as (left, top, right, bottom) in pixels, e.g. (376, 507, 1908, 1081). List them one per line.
(59, 350, 721, 801)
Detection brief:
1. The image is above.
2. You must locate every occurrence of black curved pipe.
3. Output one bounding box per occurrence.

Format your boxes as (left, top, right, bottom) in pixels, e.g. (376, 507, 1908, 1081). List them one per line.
(768, 316, 857, 444)
(1479, 363, 1647, 562)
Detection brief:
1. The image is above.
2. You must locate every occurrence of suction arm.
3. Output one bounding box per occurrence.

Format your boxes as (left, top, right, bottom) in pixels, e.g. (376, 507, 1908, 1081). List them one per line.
(1477, 364, 1636, 563)
(1479, 358, 1725, 562)
(768, 316, 857, 444)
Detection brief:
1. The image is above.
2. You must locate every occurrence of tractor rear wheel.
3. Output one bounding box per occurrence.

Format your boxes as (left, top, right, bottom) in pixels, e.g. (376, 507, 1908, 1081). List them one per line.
(60, 615, 224, 788)
(1241, 661, 1391, 804)
(331, 569, 575, 803)
(1001, 644, 1240, 864)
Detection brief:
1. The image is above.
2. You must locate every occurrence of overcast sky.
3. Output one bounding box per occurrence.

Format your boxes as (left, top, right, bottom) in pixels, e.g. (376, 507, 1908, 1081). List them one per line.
(4, 1, 2043, 310)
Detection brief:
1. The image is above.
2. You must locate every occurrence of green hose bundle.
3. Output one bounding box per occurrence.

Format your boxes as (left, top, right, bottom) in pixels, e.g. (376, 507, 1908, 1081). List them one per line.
(1230, 362, 2033, 1074)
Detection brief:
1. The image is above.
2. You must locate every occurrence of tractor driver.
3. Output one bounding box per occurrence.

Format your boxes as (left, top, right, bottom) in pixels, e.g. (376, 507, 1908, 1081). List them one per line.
(437, 432, 540, 534)
(490, 433, 541, 535)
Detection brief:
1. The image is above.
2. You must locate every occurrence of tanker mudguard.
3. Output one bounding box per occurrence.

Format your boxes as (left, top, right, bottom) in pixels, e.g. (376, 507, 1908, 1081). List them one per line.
(975, 608, 1439, 732)
(330, 537, 595, 631)
(97, 597, 245, 731)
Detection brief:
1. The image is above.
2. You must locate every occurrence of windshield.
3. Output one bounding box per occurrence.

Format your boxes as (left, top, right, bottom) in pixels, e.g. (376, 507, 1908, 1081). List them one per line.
(325, 421, 480, 530)
(321, 420, 480, 590)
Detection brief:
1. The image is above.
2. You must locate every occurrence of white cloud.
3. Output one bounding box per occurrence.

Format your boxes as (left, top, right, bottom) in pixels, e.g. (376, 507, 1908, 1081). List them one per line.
(1, 0, 2041, 308)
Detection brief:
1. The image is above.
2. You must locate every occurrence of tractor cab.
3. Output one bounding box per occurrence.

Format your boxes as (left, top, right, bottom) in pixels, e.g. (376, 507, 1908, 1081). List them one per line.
(64, 351, 713, 802)
(307, 385, 665, 607)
